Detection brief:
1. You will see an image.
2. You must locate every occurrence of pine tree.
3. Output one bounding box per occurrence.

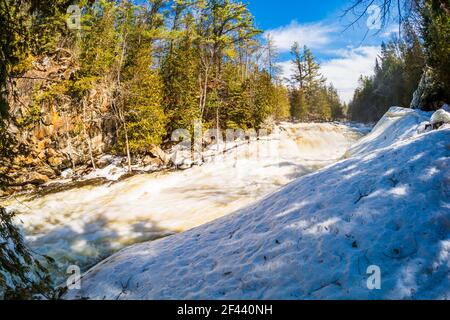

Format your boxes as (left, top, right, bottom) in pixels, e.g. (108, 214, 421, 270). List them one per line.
(162, 10, 200, 134)
(198, 0, 261, 129)
(120, 46, 166, 154)
(421, 0, 450, 104)
(115, 2, 167, 156)
(290, 42, 307, 89)
(290, 88, 308, 120)
(271, 85, 291, 121)
(328, 85, 345, 120)
(253, 70, 273, 129)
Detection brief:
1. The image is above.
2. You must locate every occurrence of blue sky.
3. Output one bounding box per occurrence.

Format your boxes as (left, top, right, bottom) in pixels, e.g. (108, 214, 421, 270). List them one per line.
(246, 0, 399, 102)
(247, 0, 347, 29)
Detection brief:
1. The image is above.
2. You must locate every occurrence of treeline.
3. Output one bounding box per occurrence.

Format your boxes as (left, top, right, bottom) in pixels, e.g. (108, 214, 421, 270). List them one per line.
(348, 0, 450, 123)
(1, 0, 295, 161)
(289, 43, 345, 121)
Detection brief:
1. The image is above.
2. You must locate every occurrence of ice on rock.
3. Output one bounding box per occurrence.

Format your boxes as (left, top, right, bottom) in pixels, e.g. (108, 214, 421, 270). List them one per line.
(431, 109, 450, 126)
(61, 168, 74, 179)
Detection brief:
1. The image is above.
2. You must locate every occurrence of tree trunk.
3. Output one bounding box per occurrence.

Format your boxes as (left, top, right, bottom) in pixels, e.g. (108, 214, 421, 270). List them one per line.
(116, 31, 132, 172)
(216, 105, 220, 149)
(82, 100, 96, 170)
(122, 113, 132, 172)
(200, 65, 209, 120)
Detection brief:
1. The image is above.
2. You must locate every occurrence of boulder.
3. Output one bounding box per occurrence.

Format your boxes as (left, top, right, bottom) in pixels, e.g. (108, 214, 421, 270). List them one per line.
(61, 168, 74, 179)
(14, 172, 49, 186)
(37, 166, 56, 179)
(148, 145, 171, 165)
(142, 155, 163, 167)
(95, 156, 111, 169)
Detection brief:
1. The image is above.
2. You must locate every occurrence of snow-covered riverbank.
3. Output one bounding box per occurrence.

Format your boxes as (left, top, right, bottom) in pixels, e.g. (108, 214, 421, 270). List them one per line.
(63, 107, 449, 300)
(2, 122, 365, 285)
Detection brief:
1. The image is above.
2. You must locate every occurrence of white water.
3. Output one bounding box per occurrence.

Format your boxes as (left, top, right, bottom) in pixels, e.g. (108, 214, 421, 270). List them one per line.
(3, 122, 366, 283)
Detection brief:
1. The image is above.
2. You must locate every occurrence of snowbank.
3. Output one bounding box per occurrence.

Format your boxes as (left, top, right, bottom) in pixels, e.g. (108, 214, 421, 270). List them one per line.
(346, 107, 432, 157)
(62, 108, 450, 300)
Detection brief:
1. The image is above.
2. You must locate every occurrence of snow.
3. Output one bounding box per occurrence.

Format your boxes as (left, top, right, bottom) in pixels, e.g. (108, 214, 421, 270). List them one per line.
(431, 109, 450, 126)
(62, 107, 450, 300)
(82, 156, 129, 181)
(2, 122, 364, 285)
(346, 107, 432, 157)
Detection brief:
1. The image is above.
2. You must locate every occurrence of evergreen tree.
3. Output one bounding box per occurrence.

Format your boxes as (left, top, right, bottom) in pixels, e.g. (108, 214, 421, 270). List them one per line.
(253, 71, 273, 129)
(271, 84, 291, 121)
(421, 0, 450, 104)
(348, 31, 426, 122)
(162, 10, 200, 134)
(290, 88, 308, 120)
(116, 2, 167, 156)
(289, 45, 342, 121)
(290, 42, 307, 89)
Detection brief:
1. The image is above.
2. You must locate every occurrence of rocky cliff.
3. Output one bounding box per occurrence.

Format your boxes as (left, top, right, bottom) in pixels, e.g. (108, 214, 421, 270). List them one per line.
(1, 50, 119, 195)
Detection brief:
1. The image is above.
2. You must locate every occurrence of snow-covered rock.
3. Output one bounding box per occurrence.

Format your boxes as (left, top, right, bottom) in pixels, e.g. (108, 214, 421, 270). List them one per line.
(431, 109, 450, 126)
(61, 169, 74, 179)
(62, 107, 450, 300)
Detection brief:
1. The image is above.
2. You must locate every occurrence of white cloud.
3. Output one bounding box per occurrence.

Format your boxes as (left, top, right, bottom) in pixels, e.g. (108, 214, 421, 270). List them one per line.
(278, 46, 380, 103)
(321, 46, 380, 103)
(277, 60, 295, 82)
(381, 24, 400, 38)
(265, 21, 334, 52)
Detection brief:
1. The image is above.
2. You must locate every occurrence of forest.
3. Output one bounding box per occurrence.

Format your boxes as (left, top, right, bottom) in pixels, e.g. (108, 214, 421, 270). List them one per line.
(0, 0, 346, 170)
(348, 0, 450, 122)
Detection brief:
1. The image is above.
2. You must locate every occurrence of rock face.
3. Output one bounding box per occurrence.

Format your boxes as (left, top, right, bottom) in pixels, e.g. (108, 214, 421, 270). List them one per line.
(1, 49, 117, 192)
(1, 49, 178, 193)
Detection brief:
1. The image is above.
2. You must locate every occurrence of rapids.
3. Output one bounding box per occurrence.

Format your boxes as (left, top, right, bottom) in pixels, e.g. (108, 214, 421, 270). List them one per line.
(2, 122, 367, 284)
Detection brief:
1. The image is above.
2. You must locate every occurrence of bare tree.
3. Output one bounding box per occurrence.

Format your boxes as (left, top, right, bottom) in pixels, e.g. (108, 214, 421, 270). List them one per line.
(342, 0, 418, 35)
(343, 0, 449, 35)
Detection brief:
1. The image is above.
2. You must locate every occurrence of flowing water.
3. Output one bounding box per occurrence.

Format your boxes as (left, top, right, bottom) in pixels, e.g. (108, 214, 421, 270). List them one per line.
(2, 122, 367, 284)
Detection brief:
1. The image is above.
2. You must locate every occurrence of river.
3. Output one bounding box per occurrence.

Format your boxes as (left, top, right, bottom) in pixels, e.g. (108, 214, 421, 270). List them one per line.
(2, 122, 367, 284)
